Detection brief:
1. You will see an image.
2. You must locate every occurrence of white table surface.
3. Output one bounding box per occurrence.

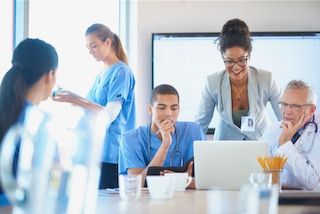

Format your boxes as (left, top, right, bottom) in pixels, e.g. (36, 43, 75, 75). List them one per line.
(1, 189, 319, 213)
(96, 189, 320, 214)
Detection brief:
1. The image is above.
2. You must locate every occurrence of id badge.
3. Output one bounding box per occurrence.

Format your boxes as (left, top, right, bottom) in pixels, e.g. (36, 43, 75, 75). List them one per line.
(241, 116, 255, 132)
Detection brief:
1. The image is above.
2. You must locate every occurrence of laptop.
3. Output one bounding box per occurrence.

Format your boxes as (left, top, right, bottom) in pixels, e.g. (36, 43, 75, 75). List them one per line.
(194, 140, 268, 190)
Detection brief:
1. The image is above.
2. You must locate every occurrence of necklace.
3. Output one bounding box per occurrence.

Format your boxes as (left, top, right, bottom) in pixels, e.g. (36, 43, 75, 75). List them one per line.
(231, 83, 247, 101)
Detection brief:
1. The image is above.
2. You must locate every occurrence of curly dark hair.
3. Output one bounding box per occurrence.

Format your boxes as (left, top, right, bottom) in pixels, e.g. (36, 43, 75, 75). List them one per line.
(218, 18, 252, 54)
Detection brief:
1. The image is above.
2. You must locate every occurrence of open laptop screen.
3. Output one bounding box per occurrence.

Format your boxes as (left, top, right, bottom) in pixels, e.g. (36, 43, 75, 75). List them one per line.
(194, 141, 268, 190)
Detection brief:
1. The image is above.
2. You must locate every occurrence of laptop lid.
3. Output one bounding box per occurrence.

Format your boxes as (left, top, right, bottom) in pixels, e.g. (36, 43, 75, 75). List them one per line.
(194, 141, 268, 190)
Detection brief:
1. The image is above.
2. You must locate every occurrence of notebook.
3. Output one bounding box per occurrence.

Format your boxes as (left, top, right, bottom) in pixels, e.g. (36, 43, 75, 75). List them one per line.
(194, 140, 268, 190)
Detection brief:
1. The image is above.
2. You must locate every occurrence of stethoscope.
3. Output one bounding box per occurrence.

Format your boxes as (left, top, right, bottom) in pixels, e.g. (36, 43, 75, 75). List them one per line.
(296, 115, 318, 153)
(294, 115, 319, 178)
(302, 115, 318, 133)
(147, 124, 184, 167)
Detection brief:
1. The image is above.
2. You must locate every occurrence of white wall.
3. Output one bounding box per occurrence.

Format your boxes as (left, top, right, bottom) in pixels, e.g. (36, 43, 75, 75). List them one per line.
(127, 0, 320, 125)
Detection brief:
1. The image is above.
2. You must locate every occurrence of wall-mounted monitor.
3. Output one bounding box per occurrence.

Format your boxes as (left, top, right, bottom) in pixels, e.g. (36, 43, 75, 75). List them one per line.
(152, 32, 320, 133)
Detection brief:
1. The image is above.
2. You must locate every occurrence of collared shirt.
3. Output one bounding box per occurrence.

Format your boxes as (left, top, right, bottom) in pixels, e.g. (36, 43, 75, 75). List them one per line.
(262, 113, 320, 190)
(86, 61, 136, 163)
(119, 121, 205, 174)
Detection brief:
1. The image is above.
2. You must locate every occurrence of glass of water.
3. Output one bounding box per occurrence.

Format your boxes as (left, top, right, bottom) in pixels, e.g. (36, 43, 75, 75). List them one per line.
(119, 174, 142, 201)
(249, 172, 272, 188)
(238, 184, 279, 214)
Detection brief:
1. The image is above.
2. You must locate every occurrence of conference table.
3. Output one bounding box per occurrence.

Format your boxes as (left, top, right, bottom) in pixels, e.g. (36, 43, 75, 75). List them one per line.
(1, 189, 319, 213)
(95, 189, 320, 214)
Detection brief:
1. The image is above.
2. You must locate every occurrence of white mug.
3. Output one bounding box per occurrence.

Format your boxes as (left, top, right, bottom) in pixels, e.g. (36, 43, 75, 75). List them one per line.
(164, 173, 192, 191)
(146, 176, 175, 199)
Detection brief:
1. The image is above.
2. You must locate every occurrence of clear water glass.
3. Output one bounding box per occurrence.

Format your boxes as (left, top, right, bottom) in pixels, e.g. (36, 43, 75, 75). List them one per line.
(249, 172, 272, 188)
(119, 174, 142, 201)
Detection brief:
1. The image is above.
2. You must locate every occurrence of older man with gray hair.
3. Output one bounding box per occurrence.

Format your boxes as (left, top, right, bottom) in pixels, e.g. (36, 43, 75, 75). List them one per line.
(262, 80, 320, 190)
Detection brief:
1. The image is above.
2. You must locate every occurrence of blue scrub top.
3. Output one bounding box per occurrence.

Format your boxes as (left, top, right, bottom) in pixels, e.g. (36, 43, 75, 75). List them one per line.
(0, 195, 9, 206)
(119, 121, 205, 174)
(86, 61, 136, 163)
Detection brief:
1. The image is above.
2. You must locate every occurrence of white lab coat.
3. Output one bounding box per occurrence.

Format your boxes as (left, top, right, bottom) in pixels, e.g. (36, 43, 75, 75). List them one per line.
(261, 113, 320, 190)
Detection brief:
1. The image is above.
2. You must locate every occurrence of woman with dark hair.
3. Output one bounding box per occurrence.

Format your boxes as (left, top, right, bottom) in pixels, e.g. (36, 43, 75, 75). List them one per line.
(53, 23, 136, 189)
(0, 38, 58, 143)
(0, 38, 58, 205)
(196, 18, 281, 140)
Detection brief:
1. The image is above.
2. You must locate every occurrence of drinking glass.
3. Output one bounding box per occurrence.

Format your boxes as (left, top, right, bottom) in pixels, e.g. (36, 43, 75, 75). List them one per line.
(249, 172, 272, 188)
(119, 174, 142, 201)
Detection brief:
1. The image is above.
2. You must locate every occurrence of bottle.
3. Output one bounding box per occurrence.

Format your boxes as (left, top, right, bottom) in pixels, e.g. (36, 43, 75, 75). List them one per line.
(65, 110, 107, 214)
(0, 107, 108, 214)
(0, 105, 57, 214)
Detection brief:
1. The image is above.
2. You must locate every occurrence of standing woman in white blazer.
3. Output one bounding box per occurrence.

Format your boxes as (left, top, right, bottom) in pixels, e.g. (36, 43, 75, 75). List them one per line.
(195, 18, 282, 140)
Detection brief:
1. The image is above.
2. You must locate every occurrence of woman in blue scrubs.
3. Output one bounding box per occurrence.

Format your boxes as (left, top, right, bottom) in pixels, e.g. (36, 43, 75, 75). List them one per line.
(0, 38, 58, 206)
(53, 23, 136, 189)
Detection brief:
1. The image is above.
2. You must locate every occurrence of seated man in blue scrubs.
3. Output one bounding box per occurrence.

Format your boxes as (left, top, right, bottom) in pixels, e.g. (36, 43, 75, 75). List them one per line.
(262, 80, 320, 190)
(119, 84, 205, 187)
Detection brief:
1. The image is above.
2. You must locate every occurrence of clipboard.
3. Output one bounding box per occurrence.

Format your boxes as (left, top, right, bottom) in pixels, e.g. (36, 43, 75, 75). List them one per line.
(147, 158, 194, 176)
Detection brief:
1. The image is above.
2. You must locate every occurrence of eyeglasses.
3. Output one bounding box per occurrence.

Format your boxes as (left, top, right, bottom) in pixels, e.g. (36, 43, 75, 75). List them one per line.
(223, 56, 249, 68)
(278, 101, 311, 111)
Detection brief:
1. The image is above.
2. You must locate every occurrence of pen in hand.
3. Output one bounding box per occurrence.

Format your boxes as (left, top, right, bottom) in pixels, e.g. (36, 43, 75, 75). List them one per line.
(155, 129, 162, 135)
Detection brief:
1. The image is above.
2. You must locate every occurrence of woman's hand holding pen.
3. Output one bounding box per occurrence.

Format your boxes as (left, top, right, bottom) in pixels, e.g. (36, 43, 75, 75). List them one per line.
(52, 89, 104, 112)
(52, 89, 84, 104)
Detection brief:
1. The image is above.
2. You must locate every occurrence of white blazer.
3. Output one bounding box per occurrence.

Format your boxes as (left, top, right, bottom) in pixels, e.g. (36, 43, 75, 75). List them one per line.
(195, 66, 282, 140)
(262, 113, 320, 190)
